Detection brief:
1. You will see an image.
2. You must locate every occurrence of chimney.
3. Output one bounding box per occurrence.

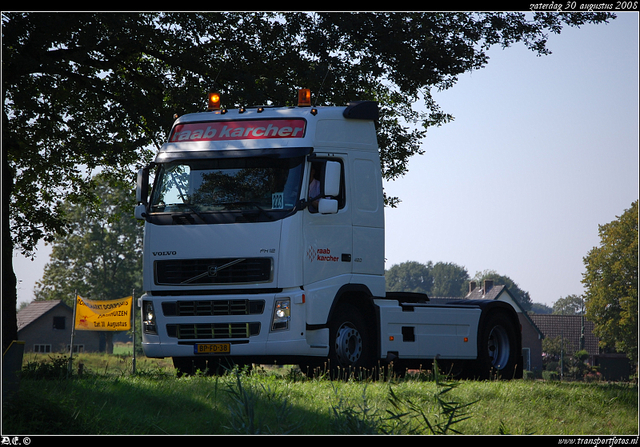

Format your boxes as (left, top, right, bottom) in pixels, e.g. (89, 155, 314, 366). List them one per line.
(483, 279, 494, 295)
(469, 281, 477, 294)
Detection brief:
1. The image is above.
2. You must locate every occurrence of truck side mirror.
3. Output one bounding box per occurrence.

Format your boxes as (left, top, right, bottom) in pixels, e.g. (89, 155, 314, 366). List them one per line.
(318, 198, 338, 214)
(134, 204, 147, 220)
(136, 166, 150, 205)
(323, 161, 341, 197)
(135, 166, 152, 221)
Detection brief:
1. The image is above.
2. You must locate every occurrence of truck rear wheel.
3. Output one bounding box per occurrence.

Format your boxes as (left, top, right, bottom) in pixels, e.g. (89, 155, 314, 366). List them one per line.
(475, 311, 519, 380)
(328, 303, 374, 379)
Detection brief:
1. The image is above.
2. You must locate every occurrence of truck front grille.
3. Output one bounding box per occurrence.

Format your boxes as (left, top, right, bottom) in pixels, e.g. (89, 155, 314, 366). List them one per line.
(166, 322, 260, 340)
(155, 258, 272, 285)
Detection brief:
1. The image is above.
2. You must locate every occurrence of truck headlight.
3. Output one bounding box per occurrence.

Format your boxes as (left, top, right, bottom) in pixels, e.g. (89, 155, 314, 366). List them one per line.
(271, 298, 290, 331)
(143, 301, 157, 335)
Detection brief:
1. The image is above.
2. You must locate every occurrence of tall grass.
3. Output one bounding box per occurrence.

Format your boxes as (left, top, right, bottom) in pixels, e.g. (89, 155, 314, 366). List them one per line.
(3, 354, 638, 435)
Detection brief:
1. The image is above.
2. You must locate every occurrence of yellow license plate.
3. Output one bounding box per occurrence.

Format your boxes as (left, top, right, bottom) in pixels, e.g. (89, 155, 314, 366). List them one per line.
(194, 343, 230, 354)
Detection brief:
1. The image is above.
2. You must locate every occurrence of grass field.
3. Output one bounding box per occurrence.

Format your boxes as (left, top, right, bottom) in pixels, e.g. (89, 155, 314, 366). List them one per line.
(3, 349, 638, 436)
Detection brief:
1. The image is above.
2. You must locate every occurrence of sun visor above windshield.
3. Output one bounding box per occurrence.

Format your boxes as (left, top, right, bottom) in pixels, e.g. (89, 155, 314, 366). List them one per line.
(154, 147, 313, 163)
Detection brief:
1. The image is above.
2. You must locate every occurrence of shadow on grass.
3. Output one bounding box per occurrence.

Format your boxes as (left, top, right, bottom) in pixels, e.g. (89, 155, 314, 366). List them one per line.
(2, 373, 338, 435)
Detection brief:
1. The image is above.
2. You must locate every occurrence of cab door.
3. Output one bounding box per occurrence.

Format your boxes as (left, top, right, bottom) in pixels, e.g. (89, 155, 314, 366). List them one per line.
(302, 156, 352, 286)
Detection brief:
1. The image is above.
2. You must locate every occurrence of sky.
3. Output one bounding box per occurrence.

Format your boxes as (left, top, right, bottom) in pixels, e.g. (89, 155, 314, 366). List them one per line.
(383, 12, 639, 306)
(12, 12, 639, 308)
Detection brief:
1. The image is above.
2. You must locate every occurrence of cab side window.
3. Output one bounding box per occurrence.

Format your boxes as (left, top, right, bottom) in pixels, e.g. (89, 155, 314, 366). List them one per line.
(307, 159, 345, 213)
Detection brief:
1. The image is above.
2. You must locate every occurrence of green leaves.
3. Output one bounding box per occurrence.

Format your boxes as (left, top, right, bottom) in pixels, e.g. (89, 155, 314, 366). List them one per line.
(4, 12, 617, 254)
(582, 200, 638, 364)
(33, 175, 143, 305)
(386, 260, 471, 297)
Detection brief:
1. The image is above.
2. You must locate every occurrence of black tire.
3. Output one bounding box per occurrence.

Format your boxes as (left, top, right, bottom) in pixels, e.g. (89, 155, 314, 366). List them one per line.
(328, 303, 375, 379)
(474, 311, 519, 380)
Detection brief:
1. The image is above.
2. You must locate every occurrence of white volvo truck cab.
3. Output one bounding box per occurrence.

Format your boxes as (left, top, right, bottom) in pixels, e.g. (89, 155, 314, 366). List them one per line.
(136, 90, 523, 379)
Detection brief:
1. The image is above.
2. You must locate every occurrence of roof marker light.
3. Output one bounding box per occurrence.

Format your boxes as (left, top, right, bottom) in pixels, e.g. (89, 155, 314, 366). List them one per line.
(298, 88, 311, 107)
(207, 92, 221, 111)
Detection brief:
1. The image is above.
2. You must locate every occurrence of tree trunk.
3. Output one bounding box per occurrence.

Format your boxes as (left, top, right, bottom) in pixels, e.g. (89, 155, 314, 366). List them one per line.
(3, 153, 18, 353)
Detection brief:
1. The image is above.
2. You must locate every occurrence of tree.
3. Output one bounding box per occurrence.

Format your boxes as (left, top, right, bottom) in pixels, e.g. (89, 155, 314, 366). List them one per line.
(542, 335, 573, 365)
(386, 261, 433, 294)
(3, 12, 616, 351)
(542, 335, 590, 380)
(385, 260, 469, 296)
(430, 262, 469, 297)
(582, 200, 638, 366)
(33, 175, 142, 353)
(552, 294, 585, 315)
(529, 302, 553, 314)
(33, 175, 143, 305)
(469, 269, 533, 312)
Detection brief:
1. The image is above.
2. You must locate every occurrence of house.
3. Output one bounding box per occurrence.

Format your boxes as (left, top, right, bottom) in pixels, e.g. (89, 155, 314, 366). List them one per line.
(529, 314, 599, 361)
(17, 300, 103, 354)
(529, 313, 632, 381)
(430, 280, 545, 372)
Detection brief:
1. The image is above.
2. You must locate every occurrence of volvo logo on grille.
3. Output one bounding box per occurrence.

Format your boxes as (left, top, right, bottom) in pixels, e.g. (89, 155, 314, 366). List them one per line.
(180, 258, 246, 284)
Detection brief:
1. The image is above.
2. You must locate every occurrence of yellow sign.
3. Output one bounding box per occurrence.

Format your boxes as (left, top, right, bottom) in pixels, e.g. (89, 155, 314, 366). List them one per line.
(75, 295, 132, 331)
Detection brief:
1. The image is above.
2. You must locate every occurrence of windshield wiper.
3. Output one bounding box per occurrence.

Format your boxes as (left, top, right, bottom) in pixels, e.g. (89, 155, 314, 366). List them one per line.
(163, 203, 206, 223)
(218, 201, 274, 220)
(182, 204, 206, 221)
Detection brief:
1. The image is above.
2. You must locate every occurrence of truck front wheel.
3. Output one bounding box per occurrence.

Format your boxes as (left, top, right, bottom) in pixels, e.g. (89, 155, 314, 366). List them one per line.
(173, 357, 206, 377)
(475, 311, 519, 380)
(328, 303, 374, 379)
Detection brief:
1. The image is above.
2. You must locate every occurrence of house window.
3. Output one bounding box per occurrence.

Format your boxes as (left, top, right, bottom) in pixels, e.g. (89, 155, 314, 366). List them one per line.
(53, 316, 66, 330)
(67, 345, 84, 354)
(522, 347, 531, 371)
(33, 344, 51, 353)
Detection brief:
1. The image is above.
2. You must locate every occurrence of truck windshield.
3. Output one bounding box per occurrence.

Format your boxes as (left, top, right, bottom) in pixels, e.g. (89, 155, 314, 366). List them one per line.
(150, 156, 304, 219)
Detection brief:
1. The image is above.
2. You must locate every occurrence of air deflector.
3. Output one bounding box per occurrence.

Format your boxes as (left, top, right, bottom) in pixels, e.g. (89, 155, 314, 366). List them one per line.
(343, 101, 379, 121)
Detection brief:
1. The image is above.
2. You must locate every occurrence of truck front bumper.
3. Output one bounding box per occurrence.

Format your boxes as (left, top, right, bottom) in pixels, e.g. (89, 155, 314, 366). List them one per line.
(139, 289, 329, 361)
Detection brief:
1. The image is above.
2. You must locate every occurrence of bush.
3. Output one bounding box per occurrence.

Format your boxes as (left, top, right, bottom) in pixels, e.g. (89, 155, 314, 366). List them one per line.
(21, 354, 71, 380)
(584, 371, 603, 382)
(574, 350, 590, 362)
